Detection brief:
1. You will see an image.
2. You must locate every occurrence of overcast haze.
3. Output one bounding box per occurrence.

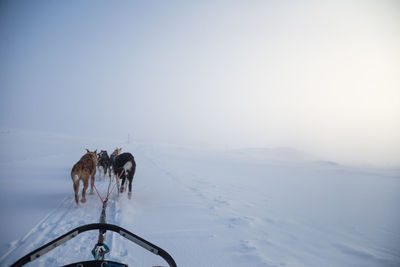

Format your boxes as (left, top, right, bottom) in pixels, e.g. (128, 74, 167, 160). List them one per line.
(1, 1, 399, 166)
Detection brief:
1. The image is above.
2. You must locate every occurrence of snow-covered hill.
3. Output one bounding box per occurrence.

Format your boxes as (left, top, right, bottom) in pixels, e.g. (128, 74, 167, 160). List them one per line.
(0, 130, 399, 266)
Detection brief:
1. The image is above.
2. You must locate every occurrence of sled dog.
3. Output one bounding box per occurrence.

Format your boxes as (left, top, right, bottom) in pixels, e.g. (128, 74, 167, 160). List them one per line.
(97, 150, 111, 177)
(71, 149, 98, 205)
(109, 147, 122, 179)
(112, 152, 136, 199)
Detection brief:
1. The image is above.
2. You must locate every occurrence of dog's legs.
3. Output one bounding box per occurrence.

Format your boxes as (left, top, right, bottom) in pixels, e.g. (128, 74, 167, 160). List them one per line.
(90, 174, 95, 194)
(128, 178, 133, 199)
(120, 175, 126, 193)
(73, 181, 79, 205)
(128, 166, 135, 199)
(116, 173, 120, 195)
(81, 178, 88, 203)
(128, 178, 133, 193)
(101, 166, 106, 179)
(127, 170, 133, 192)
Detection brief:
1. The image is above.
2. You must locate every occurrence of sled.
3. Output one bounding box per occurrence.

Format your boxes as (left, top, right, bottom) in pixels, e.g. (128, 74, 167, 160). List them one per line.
(11, 222, 176, 267)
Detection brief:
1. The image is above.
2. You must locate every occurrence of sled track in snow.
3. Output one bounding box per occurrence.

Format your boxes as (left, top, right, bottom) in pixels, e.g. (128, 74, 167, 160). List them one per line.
(0, 178, 121, 266)
(0, 195, 74, 265)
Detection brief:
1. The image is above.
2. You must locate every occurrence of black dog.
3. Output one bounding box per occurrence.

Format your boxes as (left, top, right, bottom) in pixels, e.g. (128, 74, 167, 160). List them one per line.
(97, 150, 111, 177)
(112, 152, 136, 198)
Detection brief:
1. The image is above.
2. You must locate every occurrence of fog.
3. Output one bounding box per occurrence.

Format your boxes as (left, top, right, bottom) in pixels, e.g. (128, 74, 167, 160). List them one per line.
(1, 1, 399, 166)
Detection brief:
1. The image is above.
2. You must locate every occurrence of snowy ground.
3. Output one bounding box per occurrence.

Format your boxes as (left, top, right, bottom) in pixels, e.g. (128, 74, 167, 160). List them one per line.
(0, 129, 399, 266)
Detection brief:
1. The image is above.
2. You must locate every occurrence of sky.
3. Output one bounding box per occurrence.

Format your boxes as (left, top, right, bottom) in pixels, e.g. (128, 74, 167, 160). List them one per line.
(0, 0, 399, 166)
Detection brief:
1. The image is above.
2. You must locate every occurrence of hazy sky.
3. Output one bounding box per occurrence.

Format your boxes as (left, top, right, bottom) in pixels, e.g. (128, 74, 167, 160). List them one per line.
(1, 1, 399, 166)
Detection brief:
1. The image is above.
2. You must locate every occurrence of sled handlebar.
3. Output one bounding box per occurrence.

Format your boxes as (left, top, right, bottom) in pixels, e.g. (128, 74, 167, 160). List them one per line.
(11, 223, 177, 267)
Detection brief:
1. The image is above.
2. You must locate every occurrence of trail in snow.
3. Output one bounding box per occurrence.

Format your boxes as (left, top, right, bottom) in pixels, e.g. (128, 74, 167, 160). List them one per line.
(0, 132, 399, 267)
(1, 152, 189, 267)
(0, 177, 115, 266)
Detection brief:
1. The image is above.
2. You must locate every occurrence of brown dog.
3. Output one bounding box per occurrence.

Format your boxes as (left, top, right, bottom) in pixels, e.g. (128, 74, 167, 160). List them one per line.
(71, 149, 98, 205)
(110, 147, 122, 161)
(109, 147, 122, 179)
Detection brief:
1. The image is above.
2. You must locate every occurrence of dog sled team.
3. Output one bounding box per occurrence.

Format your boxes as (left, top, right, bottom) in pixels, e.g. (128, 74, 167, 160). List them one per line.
(71, 147, 136, 205)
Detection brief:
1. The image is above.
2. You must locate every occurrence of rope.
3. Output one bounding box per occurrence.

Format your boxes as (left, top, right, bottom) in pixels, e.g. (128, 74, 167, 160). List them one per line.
(92, 168, 125, 261)
(106, 172, 112, 196)
(93, 183, 105, 205)
(104, 169, 123, 203)
(93, 170, 124, 206)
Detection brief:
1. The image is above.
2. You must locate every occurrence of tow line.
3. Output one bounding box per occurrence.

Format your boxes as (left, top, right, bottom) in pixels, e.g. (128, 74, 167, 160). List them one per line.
(92, 170, 124, 260)
(93, 169, 124, 207)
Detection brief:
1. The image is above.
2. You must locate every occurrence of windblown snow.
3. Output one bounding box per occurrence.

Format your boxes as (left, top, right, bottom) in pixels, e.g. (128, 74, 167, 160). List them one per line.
(0, 130, 399, 266)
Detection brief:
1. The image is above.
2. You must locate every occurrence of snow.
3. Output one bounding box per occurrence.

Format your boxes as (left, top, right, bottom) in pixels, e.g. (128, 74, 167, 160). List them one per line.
(0, 129, 399, 266)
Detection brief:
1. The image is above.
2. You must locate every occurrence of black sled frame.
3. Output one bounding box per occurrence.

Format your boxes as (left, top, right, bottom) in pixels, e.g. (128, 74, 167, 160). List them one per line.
(11, 223, 177, 267)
